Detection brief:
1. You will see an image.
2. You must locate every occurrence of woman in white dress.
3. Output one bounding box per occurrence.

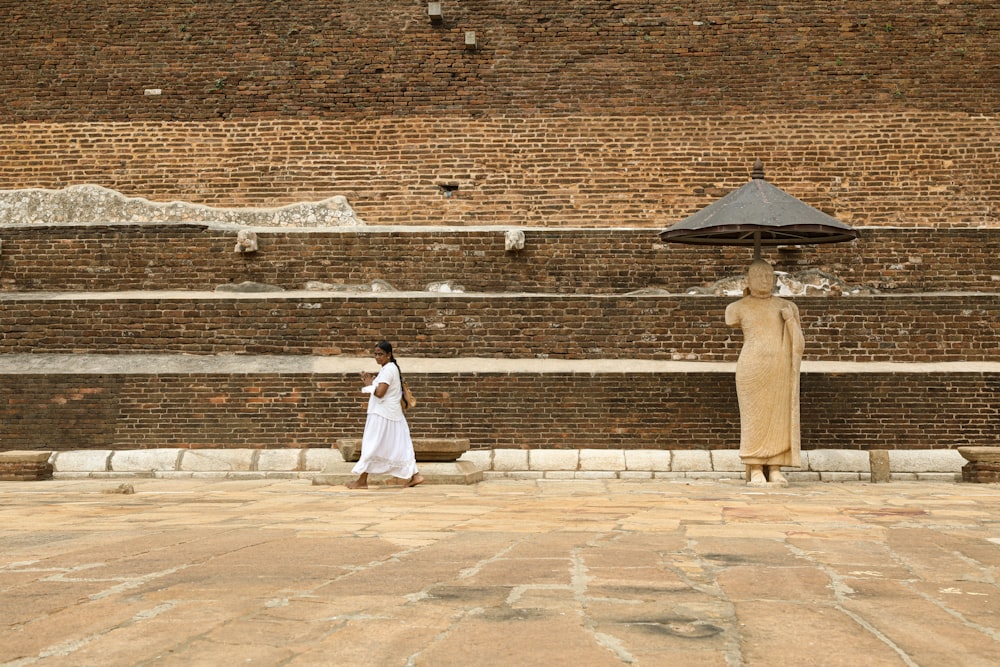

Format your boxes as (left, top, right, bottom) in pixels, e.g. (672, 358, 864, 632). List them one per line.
(347, 340, 423, 489)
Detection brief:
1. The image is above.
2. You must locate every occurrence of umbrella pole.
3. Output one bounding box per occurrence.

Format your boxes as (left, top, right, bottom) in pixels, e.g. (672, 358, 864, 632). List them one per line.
(753, 232, 761, 260)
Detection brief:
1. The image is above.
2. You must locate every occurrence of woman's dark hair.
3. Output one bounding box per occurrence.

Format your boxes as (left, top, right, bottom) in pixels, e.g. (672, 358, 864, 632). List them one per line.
(375, 340, 394, 362)
(376, 340, 409, 408)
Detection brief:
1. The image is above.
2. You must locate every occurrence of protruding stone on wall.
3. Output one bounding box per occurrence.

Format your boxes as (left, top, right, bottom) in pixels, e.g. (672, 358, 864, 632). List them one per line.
(504, 229, 525, 252)
(234, 229, 259, 253)
(0, 185, 365, 227)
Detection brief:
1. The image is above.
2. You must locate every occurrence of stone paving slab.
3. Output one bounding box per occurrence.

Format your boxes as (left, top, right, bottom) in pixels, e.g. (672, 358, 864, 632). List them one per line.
(1, 478, 999, 666)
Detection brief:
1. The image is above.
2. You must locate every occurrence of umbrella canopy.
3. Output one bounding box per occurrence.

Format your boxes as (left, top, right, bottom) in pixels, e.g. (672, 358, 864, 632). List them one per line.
(659, 160, 858, 256)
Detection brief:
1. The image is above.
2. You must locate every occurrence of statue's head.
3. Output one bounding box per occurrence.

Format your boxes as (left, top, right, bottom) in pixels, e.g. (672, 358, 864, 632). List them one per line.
(746, 260, 775, 297)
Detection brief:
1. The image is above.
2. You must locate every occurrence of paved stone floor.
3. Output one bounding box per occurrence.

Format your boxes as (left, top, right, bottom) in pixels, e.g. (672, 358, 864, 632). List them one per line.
(2, 478, 999, 667)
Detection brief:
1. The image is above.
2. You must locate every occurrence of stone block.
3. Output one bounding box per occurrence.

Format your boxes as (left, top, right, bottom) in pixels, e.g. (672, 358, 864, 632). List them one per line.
(620, 471, 654, 479)
(264, 471, 305, 480)
(304, 448, 342, 471)
(0, 450, 54, 481)
(686, 471, 740, 480)
(807, 450, 869, 473)
(624, 450, 671, 472)
(819, 472, 863, 482)
(154, 471, 195, 479)
(869, 450, 891, 483)
(916, 472, 961, 482)
(507, 471, 545, 480)
(257, 449, 302, 472)
(180, 449, 254, 472)
(111, 449, 181, 473)
(578, 449, 625, 471)
(573, 470, 618, 479)
(888, 449, 964, 473)
(710, 449, 744, 472)
(671, 450, 711, 472)
(492, 449, 528, 472)
(458, 450, 491, 471)
(528, 449, 579, 471)
(53, 450, 112, 473)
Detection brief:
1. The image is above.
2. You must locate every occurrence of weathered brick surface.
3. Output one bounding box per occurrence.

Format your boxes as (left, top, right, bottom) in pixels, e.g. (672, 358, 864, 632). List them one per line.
(2, 294, 997, 363)
(1, 1, 996, 120)
(0, 372, 994, 452)
(1, 3, 996, 225)
(0, 226, 997, 294)
(0, 115, 996, 227)
(0, 1, 996, 455)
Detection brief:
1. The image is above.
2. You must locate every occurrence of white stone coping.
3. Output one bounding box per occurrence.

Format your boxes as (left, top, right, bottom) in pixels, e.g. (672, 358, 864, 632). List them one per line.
(41, 448, 968, 481)
(1, 353, 996, 375)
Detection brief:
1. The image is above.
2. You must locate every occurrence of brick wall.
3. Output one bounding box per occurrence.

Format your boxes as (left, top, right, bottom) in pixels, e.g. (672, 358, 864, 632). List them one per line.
(1, 226, 997, 293)
(1, 3, 998, 227)
(1, 1, 997, 455)
(2, 294, 997, 363)
(0, 115, 997, 227)
(0, 372, 993, 452)
(2, 1, 996, 120)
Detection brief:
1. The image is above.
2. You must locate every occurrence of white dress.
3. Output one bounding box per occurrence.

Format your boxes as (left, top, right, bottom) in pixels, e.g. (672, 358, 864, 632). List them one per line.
(352, 362, 419, 479)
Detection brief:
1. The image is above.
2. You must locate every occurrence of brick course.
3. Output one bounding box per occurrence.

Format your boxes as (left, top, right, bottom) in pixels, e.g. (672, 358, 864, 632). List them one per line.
(0, 372, 993, 452)
(1, 1, 996, 120)
(0, 115, 997, 227)
(1, 294, 997, 363)
(1, 226, 997, 293)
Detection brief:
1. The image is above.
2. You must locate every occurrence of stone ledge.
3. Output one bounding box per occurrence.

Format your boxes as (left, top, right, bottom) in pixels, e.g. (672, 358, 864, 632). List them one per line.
(32, 448, 969, 482)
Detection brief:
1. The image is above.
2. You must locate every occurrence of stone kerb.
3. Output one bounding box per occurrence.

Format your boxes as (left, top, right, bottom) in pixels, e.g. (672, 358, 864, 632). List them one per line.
(35, 448, 967, 482)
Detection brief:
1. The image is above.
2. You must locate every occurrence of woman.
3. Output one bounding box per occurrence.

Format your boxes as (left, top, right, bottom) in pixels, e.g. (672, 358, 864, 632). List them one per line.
(347, 340, 423, 489)
(725, 260, 804, 485)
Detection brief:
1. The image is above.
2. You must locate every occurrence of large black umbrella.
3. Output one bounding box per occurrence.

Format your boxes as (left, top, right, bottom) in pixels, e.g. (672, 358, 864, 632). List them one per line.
(659, 160, 858, 258)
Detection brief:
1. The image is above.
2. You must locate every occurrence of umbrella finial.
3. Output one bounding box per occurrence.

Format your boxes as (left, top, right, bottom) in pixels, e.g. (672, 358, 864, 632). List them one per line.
(751, 159, 765, 180)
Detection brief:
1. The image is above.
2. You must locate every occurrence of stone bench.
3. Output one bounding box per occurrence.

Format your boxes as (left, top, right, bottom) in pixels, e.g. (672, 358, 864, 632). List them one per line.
(336, 438, 471, 463)
(0, 451, 54, 481)
(312, 438, 481, 486)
